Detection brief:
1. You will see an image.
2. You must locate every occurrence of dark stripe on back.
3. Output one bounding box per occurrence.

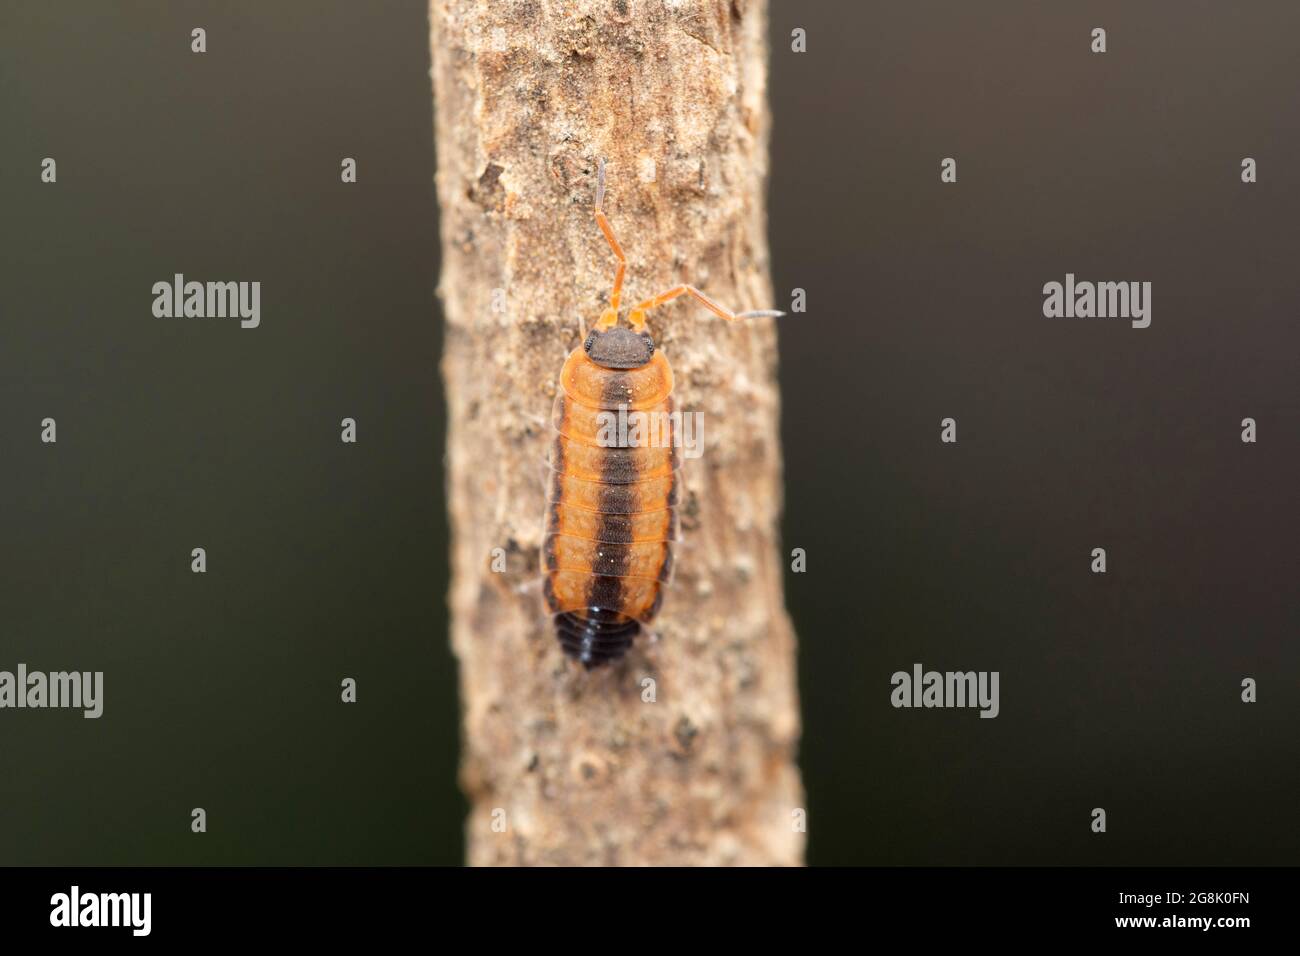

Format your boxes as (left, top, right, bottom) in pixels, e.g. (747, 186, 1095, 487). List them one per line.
(587, 385, 633, 610)
(583, 573, 624, 611)
(598, 370, 635, 408)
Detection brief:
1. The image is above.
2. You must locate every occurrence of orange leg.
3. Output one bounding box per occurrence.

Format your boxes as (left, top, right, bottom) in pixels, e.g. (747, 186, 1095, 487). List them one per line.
(627, 285, 784, 331)
(594, 158, 624, 329)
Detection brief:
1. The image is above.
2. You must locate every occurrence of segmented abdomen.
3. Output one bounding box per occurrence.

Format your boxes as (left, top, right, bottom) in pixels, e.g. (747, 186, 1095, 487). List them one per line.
(543, 348, 679, 667)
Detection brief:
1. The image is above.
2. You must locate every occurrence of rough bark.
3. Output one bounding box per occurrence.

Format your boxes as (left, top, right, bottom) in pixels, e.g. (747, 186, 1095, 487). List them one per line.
(430, 0, 802, 866)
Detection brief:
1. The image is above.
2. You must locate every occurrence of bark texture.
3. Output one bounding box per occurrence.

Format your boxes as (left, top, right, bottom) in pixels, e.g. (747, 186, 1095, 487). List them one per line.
(430, 0, 802, 866)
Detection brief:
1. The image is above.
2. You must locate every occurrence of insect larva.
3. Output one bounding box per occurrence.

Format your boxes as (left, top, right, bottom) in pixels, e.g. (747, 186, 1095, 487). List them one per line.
(542, 159, 783, 668)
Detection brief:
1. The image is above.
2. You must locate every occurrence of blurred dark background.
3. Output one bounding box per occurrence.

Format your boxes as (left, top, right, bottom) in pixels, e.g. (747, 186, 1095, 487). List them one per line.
(1, 1, 1295, 866)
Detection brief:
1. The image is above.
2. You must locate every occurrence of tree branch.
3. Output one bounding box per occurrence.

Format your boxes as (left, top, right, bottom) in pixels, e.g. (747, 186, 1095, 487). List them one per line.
(430, 0, 802, 866)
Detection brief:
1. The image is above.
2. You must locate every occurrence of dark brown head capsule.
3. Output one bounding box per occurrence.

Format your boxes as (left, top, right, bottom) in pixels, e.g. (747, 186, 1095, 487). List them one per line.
(585, 327, 654, 369)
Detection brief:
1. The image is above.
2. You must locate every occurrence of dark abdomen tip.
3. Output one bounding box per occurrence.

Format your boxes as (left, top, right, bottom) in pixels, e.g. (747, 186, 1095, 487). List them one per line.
(554, 609, 640, 668)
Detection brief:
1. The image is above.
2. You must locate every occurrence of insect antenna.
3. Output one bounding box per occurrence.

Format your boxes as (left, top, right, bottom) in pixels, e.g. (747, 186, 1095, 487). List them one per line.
(593, 157, 625, 330)
(627, 284, 785, 331)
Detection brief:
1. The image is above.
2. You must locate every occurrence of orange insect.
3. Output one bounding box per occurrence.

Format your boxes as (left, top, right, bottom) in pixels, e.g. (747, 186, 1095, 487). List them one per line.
(543, 159, 783, 668)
